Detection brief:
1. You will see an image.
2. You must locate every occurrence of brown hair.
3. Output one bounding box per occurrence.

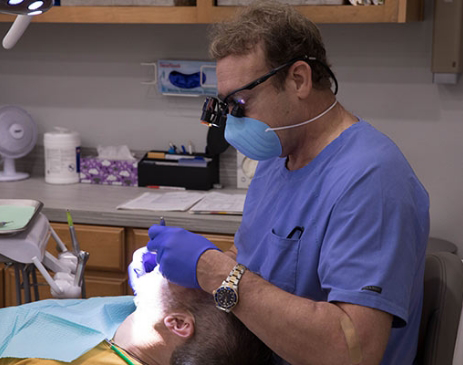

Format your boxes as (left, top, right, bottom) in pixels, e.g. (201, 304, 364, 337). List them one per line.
(168, 284, 272, 365)
(209, 0, 333, 91)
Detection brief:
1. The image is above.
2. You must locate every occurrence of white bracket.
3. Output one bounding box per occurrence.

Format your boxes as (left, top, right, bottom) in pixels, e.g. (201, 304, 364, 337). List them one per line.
(200, 64, 217, 89)
(141, 62, 157, 85)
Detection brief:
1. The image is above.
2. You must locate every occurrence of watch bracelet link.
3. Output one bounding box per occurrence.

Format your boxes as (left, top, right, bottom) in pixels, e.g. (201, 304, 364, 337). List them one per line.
(224, 263, 247, 287)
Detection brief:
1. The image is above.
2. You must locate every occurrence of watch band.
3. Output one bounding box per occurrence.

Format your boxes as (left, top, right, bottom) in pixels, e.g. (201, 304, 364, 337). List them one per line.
(223, 263, 247, 289)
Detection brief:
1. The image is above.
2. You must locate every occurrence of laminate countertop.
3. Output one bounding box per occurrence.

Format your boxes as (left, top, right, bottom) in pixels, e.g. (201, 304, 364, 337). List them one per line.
(0, 177, 243, 235)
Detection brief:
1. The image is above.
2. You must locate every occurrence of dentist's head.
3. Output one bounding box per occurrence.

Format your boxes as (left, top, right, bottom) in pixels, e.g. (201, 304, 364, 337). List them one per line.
(0, 0, 54, 49)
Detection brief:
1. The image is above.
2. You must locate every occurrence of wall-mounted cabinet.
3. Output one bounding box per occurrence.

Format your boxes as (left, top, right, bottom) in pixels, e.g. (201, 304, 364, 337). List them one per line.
(0, 0, 422, 24)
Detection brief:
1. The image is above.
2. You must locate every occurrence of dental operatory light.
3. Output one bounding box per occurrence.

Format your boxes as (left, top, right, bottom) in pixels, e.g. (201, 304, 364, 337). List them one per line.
(8, 0, 25, 5)
(28, 1, 44, 11)
(0, 0, 53, 49)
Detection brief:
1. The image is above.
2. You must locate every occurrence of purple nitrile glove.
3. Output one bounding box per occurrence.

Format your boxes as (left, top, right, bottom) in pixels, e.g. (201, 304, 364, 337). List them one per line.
(128, 246, 158, 295)
(147, 224, 221, 289)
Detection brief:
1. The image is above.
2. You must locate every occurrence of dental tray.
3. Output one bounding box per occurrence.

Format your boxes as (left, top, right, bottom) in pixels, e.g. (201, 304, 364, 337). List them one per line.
(0, 199, 44, 235)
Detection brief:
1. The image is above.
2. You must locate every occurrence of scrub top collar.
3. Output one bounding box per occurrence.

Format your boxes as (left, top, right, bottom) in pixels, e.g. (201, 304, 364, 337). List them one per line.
(277, 119, 366, 181)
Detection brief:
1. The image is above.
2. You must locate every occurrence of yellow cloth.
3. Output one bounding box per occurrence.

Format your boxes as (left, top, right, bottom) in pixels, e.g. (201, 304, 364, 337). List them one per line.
(0, 341, 142, 365)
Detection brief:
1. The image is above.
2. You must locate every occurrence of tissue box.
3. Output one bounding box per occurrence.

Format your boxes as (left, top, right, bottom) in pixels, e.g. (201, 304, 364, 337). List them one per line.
(217, 0, 344, 4)
(80, 157, 138, 186)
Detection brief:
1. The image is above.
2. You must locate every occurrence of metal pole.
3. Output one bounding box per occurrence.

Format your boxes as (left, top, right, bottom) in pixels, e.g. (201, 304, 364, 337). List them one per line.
(13, 263, 22, 306)
(22, 264, 31, 303)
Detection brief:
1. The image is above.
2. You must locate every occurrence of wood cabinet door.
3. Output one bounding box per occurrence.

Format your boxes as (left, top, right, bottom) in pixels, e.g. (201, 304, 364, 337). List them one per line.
(49, 223, 126, 273)
(3, 267, 127, 307)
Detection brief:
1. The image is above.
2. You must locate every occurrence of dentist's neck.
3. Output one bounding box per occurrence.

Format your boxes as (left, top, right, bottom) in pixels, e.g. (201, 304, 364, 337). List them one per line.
(285, 99, 357, 171)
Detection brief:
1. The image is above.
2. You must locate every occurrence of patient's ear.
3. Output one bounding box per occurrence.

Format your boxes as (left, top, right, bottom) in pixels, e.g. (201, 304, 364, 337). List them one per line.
(164, 312, 195, 339)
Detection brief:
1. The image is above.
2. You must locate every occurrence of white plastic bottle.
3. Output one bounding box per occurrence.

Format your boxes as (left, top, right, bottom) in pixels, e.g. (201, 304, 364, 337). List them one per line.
(44, 127, 81, 184)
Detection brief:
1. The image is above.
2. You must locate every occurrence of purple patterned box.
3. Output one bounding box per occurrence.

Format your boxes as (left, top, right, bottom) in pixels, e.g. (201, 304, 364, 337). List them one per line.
(80, 157, 138, 186)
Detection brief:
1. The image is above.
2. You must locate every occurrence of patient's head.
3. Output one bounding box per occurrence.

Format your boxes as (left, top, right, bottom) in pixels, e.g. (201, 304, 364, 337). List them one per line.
(115, 268, 272, 365)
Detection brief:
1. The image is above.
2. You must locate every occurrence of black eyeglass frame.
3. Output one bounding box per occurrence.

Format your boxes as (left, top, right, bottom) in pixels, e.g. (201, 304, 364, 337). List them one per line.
(200, 55, 338, 128)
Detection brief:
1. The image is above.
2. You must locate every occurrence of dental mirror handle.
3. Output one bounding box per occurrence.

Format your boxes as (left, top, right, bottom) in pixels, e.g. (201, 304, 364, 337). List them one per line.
(2, 15, 32, 49)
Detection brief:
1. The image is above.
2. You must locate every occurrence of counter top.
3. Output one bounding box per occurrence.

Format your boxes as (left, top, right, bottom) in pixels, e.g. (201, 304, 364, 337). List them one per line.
(0, 178, 243, 235)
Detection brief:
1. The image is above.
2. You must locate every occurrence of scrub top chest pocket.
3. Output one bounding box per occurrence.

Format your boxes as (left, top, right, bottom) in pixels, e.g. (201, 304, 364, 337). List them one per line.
(255, 229, 302, 294)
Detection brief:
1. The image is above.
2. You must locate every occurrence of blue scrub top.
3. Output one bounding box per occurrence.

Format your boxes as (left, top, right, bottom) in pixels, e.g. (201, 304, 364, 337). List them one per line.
(235, 121, 430, 365)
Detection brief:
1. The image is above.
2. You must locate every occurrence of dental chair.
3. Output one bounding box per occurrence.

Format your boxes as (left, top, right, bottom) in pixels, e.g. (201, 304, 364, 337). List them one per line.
(415, 251, 463, 365)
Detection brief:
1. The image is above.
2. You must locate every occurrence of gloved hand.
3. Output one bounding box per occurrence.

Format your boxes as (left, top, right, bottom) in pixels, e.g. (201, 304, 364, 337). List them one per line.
(147, 225, 221, 289)
(128, 246, 158, 295)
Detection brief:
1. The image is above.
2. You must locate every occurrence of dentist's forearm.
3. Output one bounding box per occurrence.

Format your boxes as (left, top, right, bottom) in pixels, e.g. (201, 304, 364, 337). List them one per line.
(196, 250, 391, 365)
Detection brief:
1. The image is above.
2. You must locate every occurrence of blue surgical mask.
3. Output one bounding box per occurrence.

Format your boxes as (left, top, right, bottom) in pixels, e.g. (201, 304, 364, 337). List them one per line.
(224, 100, 338, 161)
(225, 115, 282, 161)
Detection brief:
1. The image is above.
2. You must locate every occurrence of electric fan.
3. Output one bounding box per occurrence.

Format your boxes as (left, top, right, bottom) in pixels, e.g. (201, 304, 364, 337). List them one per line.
(0, 105, 38, 181)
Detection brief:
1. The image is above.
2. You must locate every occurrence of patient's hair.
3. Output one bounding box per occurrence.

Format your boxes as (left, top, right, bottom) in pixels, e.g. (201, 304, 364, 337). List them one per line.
(167, 283, 273, 365)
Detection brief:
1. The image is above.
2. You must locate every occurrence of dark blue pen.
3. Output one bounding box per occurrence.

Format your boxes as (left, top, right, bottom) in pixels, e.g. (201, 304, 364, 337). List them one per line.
(160, 217, 166, 226)
(287, 226, 304, 239)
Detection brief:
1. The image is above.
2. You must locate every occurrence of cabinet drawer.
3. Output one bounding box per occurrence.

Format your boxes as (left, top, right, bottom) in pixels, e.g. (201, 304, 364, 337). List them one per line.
(4, 267, 127, 307)
(49, 223, 125, 272)
(126, 229, 234, 255)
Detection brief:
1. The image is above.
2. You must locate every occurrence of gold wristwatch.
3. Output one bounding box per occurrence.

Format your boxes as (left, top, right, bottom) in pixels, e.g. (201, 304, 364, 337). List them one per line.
(213, 263, 247, 313)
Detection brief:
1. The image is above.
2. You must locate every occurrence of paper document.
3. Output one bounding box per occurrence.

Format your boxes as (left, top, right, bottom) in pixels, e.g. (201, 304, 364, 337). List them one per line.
(189, 192, 246, 215)
(117, 192, 206, 212)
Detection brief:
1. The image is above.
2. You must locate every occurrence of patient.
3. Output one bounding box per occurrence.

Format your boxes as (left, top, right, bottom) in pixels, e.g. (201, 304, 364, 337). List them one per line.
(0, 269, 272, 365)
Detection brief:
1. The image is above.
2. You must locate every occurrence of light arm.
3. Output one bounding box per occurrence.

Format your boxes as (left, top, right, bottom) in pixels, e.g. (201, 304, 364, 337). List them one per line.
(2, 15, 31, 49)
(0, 0, 54, 49)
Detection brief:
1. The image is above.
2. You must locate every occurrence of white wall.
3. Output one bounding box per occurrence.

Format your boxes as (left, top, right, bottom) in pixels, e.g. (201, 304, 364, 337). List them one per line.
(1, 0, 462, 253)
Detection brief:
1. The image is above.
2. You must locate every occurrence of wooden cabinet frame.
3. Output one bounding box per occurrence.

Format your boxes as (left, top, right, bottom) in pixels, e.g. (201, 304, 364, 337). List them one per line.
(0, 265, 4, 308)
(0, 0, 422, 24)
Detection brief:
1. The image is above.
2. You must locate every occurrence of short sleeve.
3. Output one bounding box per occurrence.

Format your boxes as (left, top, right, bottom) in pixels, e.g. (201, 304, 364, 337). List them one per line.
(318, 162, 429, 327)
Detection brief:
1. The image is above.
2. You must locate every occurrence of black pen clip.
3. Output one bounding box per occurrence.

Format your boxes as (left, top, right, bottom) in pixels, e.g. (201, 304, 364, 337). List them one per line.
(287, 226, 304, 239)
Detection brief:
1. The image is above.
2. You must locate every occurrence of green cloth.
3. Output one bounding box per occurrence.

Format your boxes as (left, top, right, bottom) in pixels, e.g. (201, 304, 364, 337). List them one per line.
(0, 206, 36, 231)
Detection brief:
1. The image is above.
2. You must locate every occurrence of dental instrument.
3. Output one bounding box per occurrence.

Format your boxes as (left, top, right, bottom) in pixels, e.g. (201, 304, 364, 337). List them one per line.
(66, 209, 81, 256)
(0, 221, 12, 227)
(105, 339, 137, 365)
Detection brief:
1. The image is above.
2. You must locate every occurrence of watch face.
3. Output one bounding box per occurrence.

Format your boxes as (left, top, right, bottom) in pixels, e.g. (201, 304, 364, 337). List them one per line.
(214, 287, 238, 309)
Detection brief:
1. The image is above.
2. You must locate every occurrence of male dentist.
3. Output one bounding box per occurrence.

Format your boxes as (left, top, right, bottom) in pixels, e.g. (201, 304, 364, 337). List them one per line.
(131, 2, 430, 364)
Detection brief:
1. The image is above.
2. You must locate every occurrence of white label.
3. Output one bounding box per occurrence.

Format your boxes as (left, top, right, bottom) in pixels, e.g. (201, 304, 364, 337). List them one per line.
(45, 147, 78, 179)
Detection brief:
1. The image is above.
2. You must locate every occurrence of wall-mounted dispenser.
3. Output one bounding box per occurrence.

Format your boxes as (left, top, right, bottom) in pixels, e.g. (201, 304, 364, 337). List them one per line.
(432, 0, 463, 84)
(141, 60, 217, 96)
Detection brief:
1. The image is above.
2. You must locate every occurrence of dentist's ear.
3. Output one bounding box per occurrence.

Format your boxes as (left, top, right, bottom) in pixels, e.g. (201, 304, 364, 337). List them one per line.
(288, 60, 312, 99)
(164, 312, 195, 339)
